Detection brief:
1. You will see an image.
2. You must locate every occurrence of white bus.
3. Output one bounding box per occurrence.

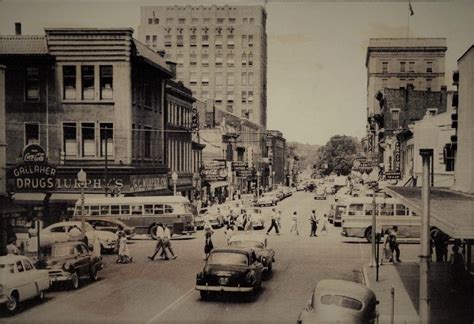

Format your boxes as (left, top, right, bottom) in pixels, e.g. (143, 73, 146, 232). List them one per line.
(340, 196, 420, 242)
(73, 196, 196, 239)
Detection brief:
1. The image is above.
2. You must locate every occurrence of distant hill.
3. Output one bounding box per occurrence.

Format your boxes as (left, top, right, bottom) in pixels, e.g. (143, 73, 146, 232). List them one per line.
(287, 141, 321, 169)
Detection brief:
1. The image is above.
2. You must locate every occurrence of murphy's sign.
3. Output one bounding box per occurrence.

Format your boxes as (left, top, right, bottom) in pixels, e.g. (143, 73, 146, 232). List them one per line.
(10, 144, 57, 191)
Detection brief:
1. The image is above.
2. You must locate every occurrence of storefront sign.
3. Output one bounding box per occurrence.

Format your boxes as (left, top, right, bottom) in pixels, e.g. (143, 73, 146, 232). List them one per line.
(10, 144, 57, 191)
(130, 174, 168, 192)
(385, 171, 401, 180)
(232, 161, 252, 177)
(202, 160, 228, 181)
(394, 141, 401, 172)
(352, 158, 378, 172)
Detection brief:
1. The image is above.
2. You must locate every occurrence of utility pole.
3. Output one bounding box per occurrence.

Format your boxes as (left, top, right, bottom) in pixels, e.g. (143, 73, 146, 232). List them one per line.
(419, 149, 433, 323)
(104, 124, 108, 196)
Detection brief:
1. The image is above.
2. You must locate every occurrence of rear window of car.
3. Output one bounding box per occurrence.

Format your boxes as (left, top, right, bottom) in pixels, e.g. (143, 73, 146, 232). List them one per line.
(321, 294, 363, 311)
(208, 252, 248, 266)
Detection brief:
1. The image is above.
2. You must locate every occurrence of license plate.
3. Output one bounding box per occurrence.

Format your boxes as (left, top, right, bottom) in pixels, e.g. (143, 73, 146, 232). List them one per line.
(219, 277, 229, 285)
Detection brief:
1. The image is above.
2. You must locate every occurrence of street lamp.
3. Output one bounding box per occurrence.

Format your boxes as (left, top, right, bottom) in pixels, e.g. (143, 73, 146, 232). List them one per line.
(171, 171, 178, 196)
(77, 169, 87, 234)
(272, 171, 276, 188)
(256, 170, 261, 199)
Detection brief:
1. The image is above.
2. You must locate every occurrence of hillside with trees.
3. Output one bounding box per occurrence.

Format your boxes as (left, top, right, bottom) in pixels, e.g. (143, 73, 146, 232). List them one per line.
(287, 142, 321, 169)
(313, 135, 362, 176)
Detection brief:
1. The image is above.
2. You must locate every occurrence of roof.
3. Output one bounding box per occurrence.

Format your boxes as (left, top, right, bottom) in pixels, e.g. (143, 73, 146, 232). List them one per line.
(0, 35, 48, 55)
(457, 45, 474, 63)
(0, 254, 31, 264)
(385, 186, 474, 239)
(132, 39, 172, 77)
(75, 195, 190, 205)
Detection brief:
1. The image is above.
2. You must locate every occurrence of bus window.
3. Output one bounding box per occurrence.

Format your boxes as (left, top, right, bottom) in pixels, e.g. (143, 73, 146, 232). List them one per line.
(90, 205, 100, 216)
(131, 205, 143, 215)
(164, 205, 174, 214)
(121, 205, 130, 215)
(395, 204, 407, 216)
(348, 204, 363, 216)
(154, 204, 164, 215)
(365, 204, 374, 216)
(111, 205, 120, 215)
(144, 204, 154, 214)
(100, 205, 110, 215)
(379, 204, 394, 216)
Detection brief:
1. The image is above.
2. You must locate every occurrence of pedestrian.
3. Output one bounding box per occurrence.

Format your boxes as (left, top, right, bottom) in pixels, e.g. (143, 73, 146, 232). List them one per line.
(448, 244, 466, 293)
(266, 208, 280, 235)
(117, 231, 133, 263)
(309, 210, 318, 237)
(204, 226, 214, 261)
(290, 211, 299, 235)
(6, 238, 20, 255)
(389, 226, 401, 263)
(224, 223, 234, 245)
(162, 226, 177, 260)
(241, 210, 249, 230)
(245, 212, 253, 231)
(381, 229, 393, 265)
(276, 211, 282, 231)
(93, 235, 101, 258)
(320, 214, 328, 235)
(148, 223, 167, 261)
(433, 230, 449, 262)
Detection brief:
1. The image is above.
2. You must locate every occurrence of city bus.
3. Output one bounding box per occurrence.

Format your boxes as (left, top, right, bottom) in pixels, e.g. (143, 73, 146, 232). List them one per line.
(340, 196, 420, 242)
(73, 196, 196, 239)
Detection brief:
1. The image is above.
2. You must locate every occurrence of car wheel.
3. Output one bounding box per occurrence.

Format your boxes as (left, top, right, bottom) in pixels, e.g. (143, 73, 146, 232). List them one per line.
(365, 227, 373, 243)
(6, 291, 19, 313)
(70, 272, 80, 290)
(149, 224, 158, 240)
(200, 290, 210, 300)
(90, 266, 99, 281)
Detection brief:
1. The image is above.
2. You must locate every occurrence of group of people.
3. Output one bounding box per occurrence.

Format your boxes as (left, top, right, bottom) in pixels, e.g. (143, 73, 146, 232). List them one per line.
(381, 226, 402, 264)
(266, 209, 328, 237)
(148, 223, 177, 261)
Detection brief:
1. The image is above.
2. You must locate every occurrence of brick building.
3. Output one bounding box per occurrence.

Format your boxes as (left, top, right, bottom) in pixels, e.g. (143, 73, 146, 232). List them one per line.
(266, 130, 286, 187)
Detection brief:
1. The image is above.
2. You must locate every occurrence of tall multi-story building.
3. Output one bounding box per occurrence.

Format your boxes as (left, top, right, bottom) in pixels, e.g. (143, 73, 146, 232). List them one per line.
(138, 5, 267, 128)
(365, 38, 447, 156)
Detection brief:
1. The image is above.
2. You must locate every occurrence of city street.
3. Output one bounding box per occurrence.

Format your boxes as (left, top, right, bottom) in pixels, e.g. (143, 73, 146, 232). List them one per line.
(1, 192, 420, 323)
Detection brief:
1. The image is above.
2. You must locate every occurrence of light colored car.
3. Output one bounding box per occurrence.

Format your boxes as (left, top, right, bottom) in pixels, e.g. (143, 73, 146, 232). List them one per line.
(0, 255, 50, 313)
(228, 234, 275, 273)
(236, 208, 265, 230)
(314, 187, 327, 200)
(27, 221, 117, 253)
(297, 279, 378, 324)
(203, 207, 226, 228)
(256, 193, 278, 207)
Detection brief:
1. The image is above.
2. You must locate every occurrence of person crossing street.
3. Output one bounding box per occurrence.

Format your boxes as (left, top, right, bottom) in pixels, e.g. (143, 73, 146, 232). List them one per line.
(290, 211, 300, 235)
(309, 210, 318, 237)
(266, 208, 280, 235)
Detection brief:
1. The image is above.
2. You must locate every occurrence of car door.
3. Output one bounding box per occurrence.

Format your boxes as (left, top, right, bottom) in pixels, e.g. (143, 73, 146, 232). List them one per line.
(21, 259, 38, 299)
(74, 244, 90, 277)
(14, 260, 30, 301)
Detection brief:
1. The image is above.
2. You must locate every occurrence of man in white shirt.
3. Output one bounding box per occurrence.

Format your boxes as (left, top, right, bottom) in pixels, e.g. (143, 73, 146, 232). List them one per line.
(162, 226, 177, 260)
(266, 208, 280, 235)
(148, 223, 167, 260)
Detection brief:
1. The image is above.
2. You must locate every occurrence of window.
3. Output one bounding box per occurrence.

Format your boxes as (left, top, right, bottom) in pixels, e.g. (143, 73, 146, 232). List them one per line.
(444, 143, 456, 172)
(248, 72, 254, 86)
(229, 18, 236, 24)
(152, 35, 157, 44)
(202, 34, 209, 47)
(217, 18, 224, 24)
(248, 35, 254, 47)
(25, 123, 39, 145)
(201, 91, 209, 99)
(144, 204, 154, 214)
(241, 91, 247, 103)
(215, 72, 223, 85)
(395, 204, 407, 216)
(382, 78, 388, 88)
(63, 66, 76, 99)
(242, 35, 247, 47)
(177, 35, 183, 47)
(227, 90, 234, 103)
(409, 61, 415, 72)
(242, 72, 247, 86)
(81, 66, 95, 100)
(242, 53, 247, 65)
(365, 204, 374, 216)
(121, 205, 130, 215)
(145, 35, 150, 43)
(154, 204, 164, 215)
(148, 18, 153, 24)
(50, 226, 66, 233)
(249, 18, 254, 24)
(63, 122, 77, 156)
(154, 18, 159, 24)
(190, 34, 197, 46)
(348, 204, 363, 216)
(25, 67, 39, 100)
(164, 205, 174, 213)
(391, 109, 400, 129)
(23, 260, 33, 271)
(111, 205, 120, 215)
(190, 72, 197, 85)
(226, 104, 233, 113)
(81, 122, 95, 157)
(227, 72, 235, 86)
(243, 18, 248, 23)
(382, 62, 388, 73)
(378, 204, 394, 216)
(100, 123, 113, 157)
(166, 18, 173, 24)
(248, 91, 254, 102)
(16, 261, 24, 272)
(400, 62, 406, 72)
(399, 78, 406, 89)
(100, 66, 113, 100)
(144, 127, 152, 158)
(202, 72, 209, 85)
(426, 78, 432, 91)
(165, 35, 172, 47)
(426, 61, 433, 73)
(248, 53, 253, 67)
(178, 18, 185, 24)
(131, 205, 143, 215)
(100, 205, 110, 215)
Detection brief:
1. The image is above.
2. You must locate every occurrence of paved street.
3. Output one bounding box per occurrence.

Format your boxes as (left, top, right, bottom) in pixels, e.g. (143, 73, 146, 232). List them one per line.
(1, 192, 421, 323)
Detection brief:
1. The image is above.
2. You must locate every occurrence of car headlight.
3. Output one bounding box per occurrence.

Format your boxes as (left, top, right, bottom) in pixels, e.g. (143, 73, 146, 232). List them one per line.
(63, 263, 72, 271)
(262, 257, 267, 264)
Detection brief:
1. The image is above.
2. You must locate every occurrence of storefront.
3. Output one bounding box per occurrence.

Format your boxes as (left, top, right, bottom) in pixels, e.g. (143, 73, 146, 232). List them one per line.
(169, 174, 194, 200)
(201, 160, 229, 205)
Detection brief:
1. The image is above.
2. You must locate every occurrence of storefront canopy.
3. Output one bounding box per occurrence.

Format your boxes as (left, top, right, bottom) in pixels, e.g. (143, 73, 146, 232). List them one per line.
(209, 181, 229, 190)
(385, 186, 474, 239)
(12, 193, 47, 203)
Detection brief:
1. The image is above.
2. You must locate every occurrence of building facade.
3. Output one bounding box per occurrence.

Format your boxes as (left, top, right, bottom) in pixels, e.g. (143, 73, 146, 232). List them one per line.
(138, 5, 267, 127)
(266, 130, 286, 187)
(366, 38, 447, 156)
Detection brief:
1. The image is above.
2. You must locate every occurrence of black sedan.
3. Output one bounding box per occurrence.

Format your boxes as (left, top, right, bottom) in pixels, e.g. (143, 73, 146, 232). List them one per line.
(195, 248, 264, 299)
(44, 241, 103, 289)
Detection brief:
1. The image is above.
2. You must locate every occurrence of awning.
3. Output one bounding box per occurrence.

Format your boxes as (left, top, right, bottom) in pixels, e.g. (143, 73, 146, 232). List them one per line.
(209, 181, 229, 190)
(50, 193, 106, 203)
(12, 193, 47, 203)
(385, 186, 474, 239)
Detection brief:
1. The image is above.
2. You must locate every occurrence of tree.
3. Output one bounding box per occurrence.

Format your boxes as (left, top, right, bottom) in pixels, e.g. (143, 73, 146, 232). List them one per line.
(314, 135, 360, 176)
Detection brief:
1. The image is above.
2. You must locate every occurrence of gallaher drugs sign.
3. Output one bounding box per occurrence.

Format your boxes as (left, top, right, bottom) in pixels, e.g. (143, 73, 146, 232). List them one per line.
(10, 144, 57, 191)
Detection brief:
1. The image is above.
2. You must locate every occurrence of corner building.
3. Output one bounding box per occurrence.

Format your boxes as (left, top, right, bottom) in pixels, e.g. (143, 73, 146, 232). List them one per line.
(138, 5, 267, 128)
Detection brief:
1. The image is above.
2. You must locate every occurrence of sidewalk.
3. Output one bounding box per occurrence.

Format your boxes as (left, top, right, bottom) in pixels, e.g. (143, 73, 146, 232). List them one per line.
(363, 262, 474, 324)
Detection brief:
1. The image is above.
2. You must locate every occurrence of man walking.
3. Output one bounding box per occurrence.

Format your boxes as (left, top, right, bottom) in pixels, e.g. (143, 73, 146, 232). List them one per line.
(290, 211, 299, 235)
(162, 226, 177, 260)
(266, 208, 280, 235)
(276, 211, 282, 232)
(389, 226, 401, 263)
(309, 210, 318, 237)
(148, 223, 168, 261)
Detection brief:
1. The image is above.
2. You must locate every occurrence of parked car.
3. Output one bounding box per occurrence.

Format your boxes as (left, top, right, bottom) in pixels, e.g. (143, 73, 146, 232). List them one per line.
(195, 208, 208, 230)
(297, 279, 378, 324)
(314, 187, 327, 200)
(45, 241, 103, 290)
(203, 207, 225, 228)
(27, 221, 117, 253)
(296, 183, 306, 191)
(228, 234, 275, 273)
(195, 248, 264, 299)
(235, 208, 265, 230)
(0, 255, 50, 313)
(256, 193, 279, 207)
(72, 217, 135, 238)
(240, 194, 257, 206)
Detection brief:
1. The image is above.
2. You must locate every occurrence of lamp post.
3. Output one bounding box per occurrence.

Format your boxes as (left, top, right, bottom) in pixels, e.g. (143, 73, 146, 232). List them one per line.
(272, 171, 276, 188)
(172, 171, 178, 196)
(77, 169, 87, 234)
(256, 170, 261, 199)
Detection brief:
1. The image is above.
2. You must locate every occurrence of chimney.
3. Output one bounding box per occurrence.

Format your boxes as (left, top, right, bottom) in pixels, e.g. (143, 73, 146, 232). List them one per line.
(15, 23, 21, 35)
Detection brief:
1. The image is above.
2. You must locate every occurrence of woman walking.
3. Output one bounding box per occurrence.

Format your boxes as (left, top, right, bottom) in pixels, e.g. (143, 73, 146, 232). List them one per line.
(290, 211, 299, 235)
(204, 226, 214, 261)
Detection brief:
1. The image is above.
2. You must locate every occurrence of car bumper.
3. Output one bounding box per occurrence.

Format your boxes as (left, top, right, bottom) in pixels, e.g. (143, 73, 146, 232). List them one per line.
(195, 284, 254, 292)
(48, 271, 73, 282)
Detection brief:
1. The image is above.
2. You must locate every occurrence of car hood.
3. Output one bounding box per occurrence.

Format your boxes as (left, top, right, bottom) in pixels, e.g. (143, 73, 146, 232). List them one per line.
(45, 255, 78, 269)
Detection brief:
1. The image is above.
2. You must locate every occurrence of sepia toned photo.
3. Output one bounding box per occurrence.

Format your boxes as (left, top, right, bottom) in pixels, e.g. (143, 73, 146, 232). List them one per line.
(0, 0, 473, 323)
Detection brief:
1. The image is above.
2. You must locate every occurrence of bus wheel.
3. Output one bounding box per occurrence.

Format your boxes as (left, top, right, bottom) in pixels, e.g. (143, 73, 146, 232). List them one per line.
(365, 227, 373, 243)
(149, 224, 158, 240)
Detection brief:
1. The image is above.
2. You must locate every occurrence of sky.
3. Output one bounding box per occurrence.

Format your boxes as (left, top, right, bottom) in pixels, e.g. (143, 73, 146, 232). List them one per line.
(0, 0, 473, 145)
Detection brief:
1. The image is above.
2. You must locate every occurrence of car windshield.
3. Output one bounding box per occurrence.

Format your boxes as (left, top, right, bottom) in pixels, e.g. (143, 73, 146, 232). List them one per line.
(229, 241, 264, 249)
(320, 294, 363, 311)
(52, 245, 75, 257)
(208, 252, 248, 266)
(0, 264, 15, 274)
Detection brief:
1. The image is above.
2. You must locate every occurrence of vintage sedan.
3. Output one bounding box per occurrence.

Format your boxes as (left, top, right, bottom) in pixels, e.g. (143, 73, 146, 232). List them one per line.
(202, 207, 226, 228)
(46, 241, 103, 290)
(72, 217, 135, 238)
(236, 208, 265, 230)
(27, 221, 117, 253)
(228, 234, 275, 273)
(256, 193, 279, 207)
(314, 187, 327, 200)
(297, 279, 378, 324)
(195, 248, 264, 299)
(0, 255, 50, 313)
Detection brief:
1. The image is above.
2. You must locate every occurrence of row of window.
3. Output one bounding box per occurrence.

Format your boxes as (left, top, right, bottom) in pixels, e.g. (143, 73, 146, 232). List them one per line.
(63, 122, 113, 158)
(190, 72, 253, 85)
(62, 65, 113, 101)
(381, 78, 434, 91)
(389, 108, 438, 129)
(147, 17, 255, 25)
(158, 34, 254, 49)
(84, 204, 174, 216)
(167, 139, 193, 172)
(131, 124, 159, 160)
(381, 61, 434, 73)
(167, 101, 193, 128)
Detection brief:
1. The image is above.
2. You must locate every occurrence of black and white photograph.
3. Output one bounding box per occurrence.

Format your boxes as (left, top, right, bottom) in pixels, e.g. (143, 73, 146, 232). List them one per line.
(0, 0, 473, 323)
